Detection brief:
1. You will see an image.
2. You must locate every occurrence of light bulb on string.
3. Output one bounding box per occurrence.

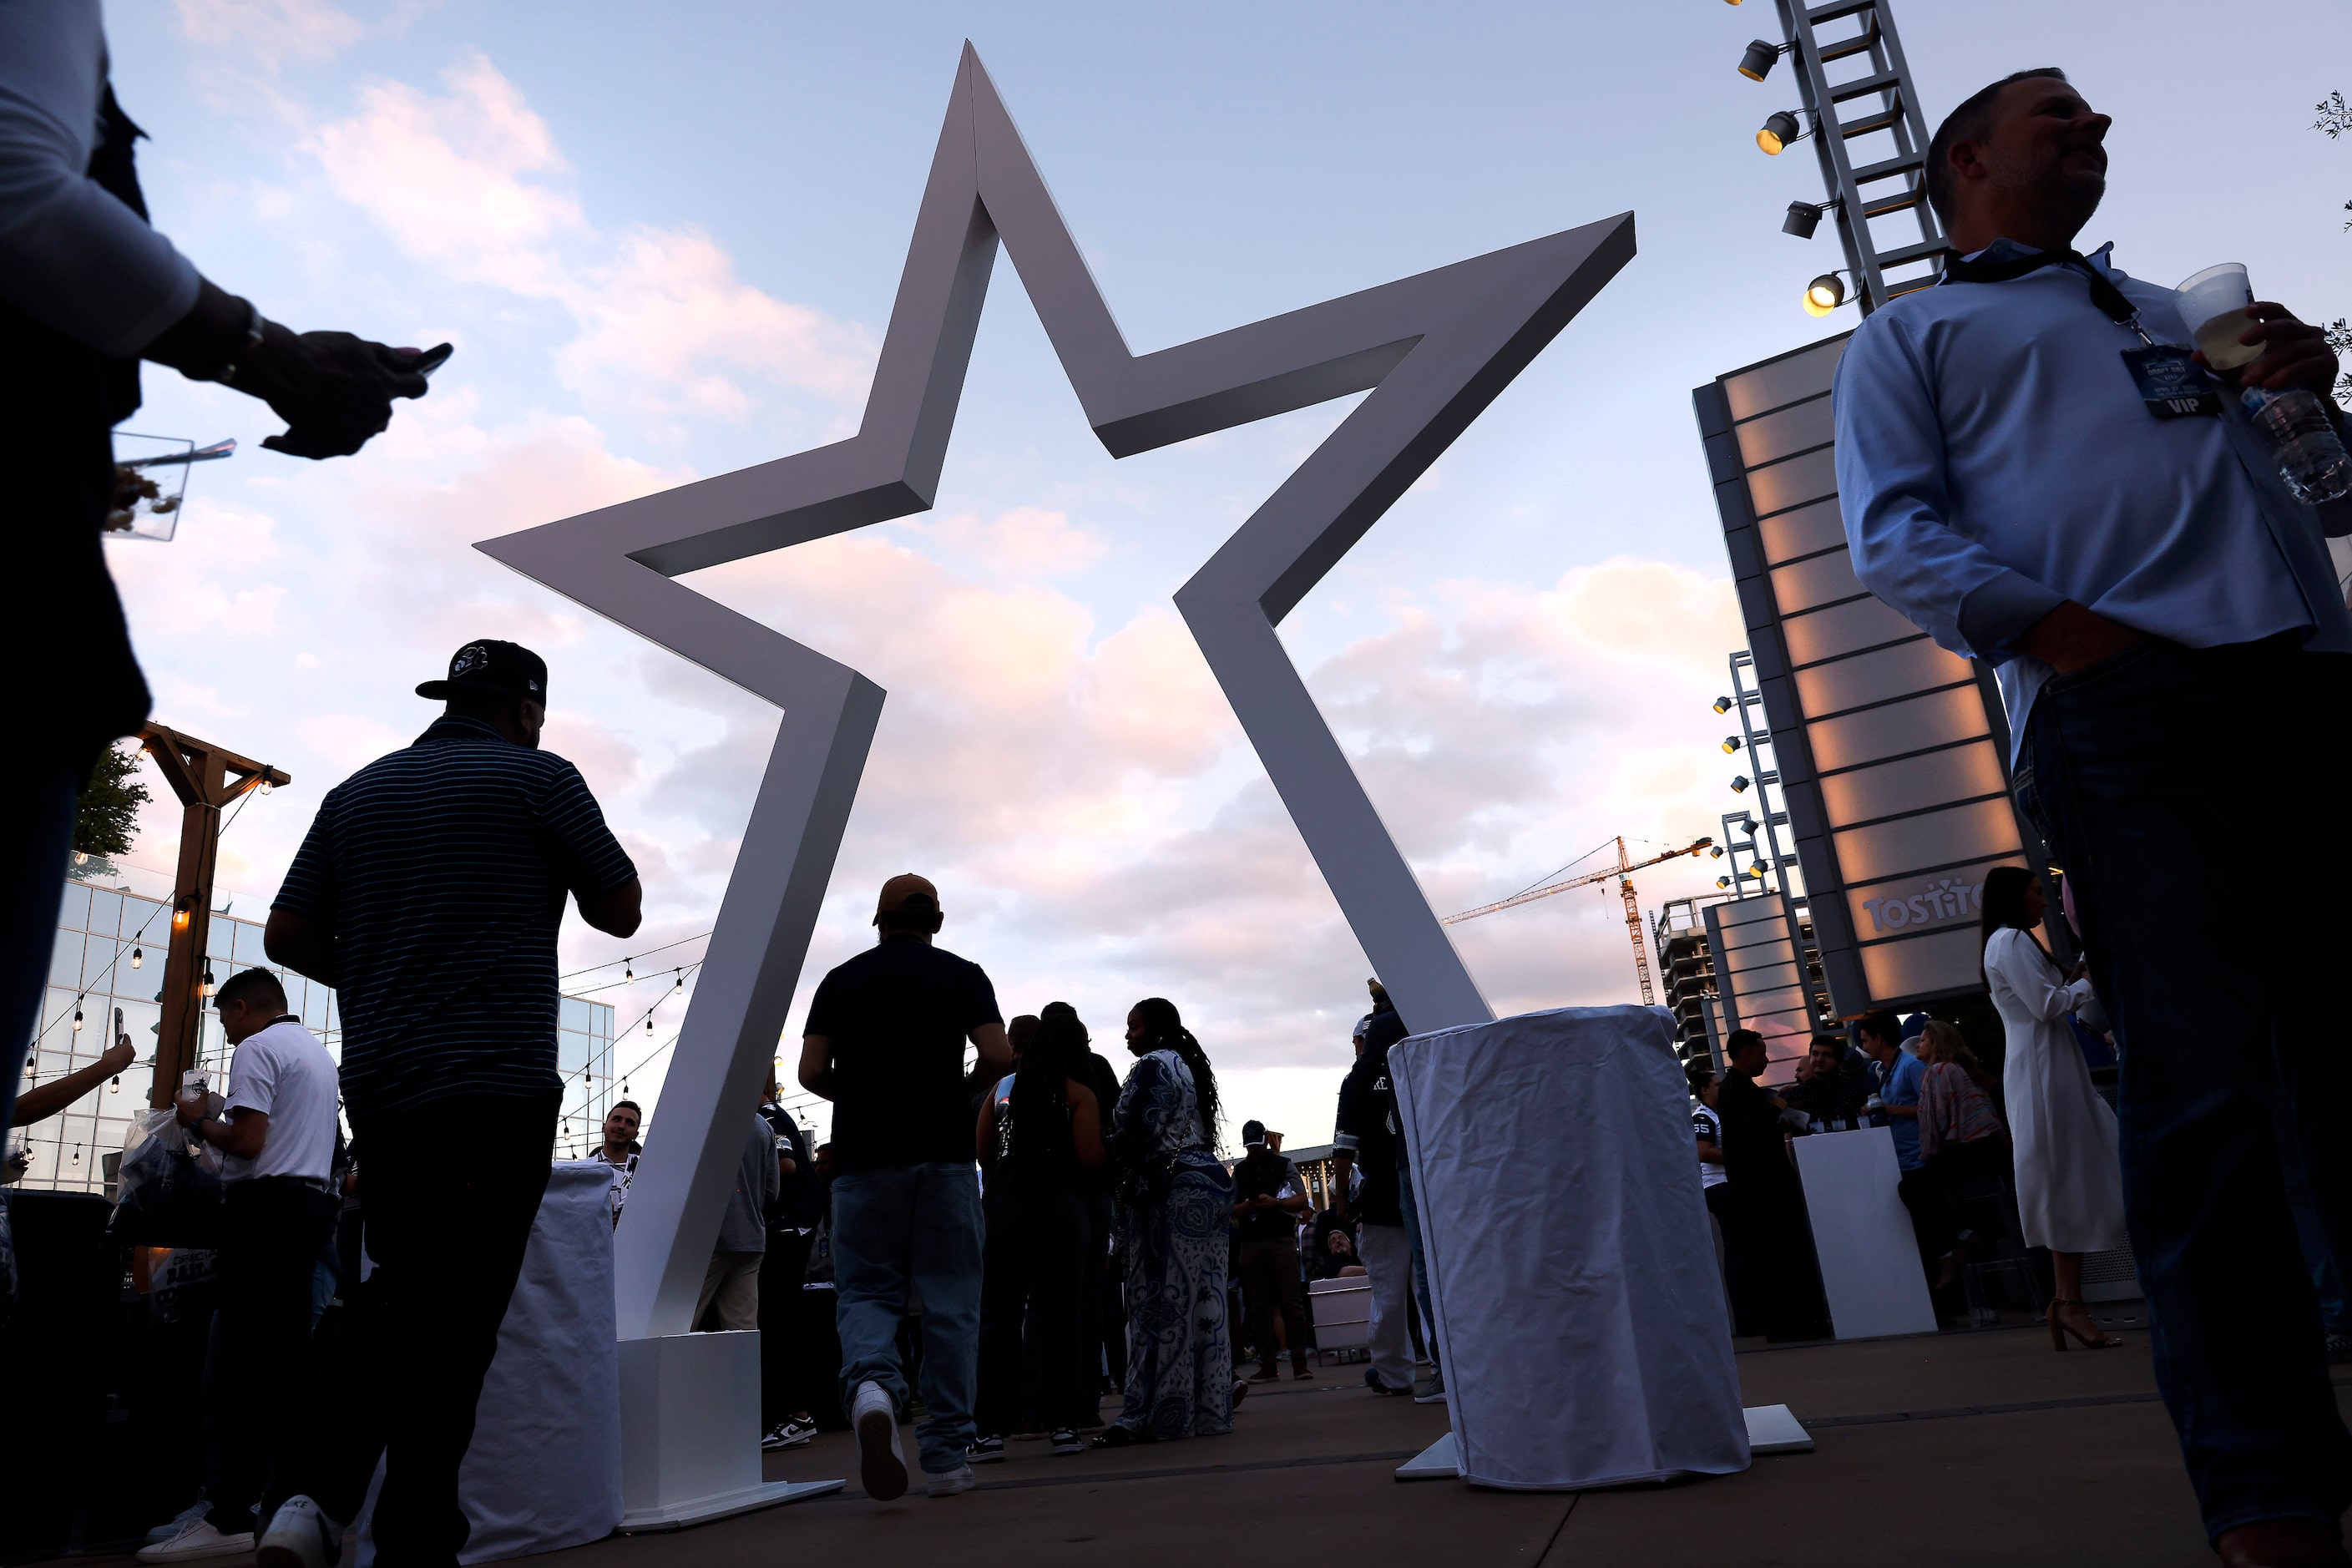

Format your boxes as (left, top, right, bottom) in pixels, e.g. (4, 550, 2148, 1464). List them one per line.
(73, 1000, 84, 1032)
(645, 1014, 655, 1035)
(674, 969, 684, 990)
(130, 946, 143, 969)
(625, 959, 634, 982)
(258, 778, 273, 796)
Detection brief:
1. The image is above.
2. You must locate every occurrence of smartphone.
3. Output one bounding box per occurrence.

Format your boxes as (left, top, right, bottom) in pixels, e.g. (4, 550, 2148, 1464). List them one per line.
(407, 342, 455, 377)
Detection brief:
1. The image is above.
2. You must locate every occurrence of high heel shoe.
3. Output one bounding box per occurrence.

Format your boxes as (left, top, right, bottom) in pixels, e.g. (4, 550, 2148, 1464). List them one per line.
(2048, 1297, 2124, 1351)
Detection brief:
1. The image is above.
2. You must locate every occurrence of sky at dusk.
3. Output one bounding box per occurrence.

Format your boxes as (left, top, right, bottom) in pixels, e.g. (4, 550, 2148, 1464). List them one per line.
(93, 0, 2352, 1150)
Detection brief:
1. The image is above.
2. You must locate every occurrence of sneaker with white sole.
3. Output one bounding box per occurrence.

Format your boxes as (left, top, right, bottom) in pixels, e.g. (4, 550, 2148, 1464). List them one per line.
(1414, 1369, 1447, 1405)
(967, 1434, 1005, 1464)
(852, 1379, 908, 1501)
(925, 1464, 975, 1497)
(761, 1417, 815, 1451)
(135, 1518, 255, 1563)
(145, 1500, 210, 1546)
(256, 1495, 343, 1568)
(1050, 1427, 1083, 1456)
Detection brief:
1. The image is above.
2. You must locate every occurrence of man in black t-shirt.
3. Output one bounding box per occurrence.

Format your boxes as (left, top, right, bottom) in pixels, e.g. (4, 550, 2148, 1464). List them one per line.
(1232, 1120, 1311, 1382)
(798, 874, 1009, 1501)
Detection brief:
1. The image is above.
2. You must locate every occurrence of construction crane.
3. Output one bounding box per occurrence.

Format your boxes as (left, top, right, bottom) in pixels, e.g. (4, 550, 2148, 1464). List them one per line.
(1443, 836, 1714, 1004)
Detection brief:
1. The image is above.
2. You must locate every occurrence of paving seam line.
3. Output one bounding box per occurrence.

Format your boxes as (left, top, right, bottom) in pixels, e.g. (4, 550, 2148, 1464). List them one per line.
(802, 1446, 1429, 1502)
(1802, 1373, 2352, 1432)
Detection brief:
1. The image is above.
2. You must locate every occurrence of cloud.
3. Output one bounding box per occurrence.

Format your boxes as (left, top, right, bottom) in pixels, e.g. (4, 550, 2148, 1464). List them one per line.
(900, 507, 1110, 578)
(304, 56, 583, 295)
(302, 57, 874, 423)
(173, 0, 369, 67)
(555, 228, 877, 414)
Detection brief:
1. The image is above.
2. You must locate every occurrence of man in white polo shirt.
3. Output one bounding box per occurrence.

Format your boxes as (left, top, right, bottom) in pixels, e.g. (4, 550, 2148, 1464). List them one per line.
(139, 967, 341, 1563)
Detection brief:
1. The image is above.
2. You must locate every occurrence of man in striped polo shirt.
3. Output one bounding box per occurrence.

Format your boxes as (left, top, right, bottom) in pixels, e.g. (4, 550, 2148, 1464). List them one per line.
(261, 640, 640, 1568)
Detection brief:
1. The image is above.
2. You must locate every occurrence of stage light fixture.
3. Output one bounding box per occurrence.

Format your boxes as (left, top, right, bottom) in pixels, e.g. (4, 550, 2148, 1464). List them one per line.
(1722, 736, 1743, 755)
(1709, 845, 1726, 859)
(1738, 39, 1782, 80)
(1717, 876, 1732, 888)
(1730, 775, 1753, 794)
(1804, 272, 1848, 316)
(1743, 865, 1766, 879)
(1758, 110, 1803, 154)
(1783, 200, 1823, 239)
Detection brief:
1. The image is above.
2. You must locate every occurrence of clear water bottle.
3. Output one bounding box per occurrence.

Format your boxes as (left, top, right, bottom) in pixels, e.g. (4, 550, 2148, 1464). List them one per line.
(2242, 387, 2352, 504)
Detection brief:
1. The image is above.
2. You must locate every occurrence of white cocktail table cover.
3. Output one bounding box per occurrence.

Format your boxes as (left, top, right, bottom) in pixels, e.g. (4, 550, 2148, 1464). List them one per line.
(355, 1161, 624, 1564)
(1389, 1004, 1749, 1490)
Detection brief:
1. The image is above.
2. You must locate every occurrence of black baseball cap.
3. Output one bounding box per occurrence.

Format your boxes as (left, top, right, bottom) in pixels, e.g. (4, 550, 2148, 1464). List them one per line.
(417, 640, 548, 704)
(1242, 1120, 1267, 1146)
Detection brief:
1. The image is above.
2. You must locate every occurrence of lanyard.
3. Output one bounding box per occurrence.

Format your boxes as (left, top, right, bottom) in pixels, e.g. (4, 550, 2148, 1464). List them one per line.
(1942, 245, 2157, 346)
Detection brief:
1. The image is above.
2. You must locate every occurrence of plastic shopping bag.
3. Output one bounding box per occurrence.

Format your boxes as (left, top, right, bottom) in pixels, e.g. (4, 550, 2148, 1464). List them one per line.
(109, 1107, 224, 1248)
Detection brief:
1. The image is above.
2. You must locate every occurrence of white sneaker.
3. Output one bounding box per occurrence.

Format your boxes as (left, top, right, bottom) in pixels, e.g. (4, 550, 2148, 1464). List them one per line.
(145, 1500, 210, 1545)
(135, 1517, 255, 1563)
(257, 1495, 343, 1568)
(852, 1379, 908, 1501)
(925, 1464, 975, 1497)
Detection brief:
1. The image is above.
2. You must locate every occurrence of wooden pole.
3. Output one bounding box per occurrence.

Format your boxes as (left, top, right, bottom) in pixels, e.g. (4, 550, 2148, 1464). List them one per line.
(137, 724, 291, 1108)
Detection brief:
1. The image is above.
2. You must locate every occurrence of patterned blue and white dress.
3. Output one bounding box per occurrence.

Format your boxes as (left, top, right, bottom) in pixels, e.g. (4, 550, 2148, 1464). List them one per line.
(1112, 1049, 1235, 1439)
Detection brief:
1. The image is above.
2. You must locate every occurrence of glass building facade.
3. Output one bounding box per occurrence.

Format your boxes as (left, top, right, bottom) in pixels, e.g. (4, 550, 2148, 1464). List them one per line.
(18, 875, 616, 1195)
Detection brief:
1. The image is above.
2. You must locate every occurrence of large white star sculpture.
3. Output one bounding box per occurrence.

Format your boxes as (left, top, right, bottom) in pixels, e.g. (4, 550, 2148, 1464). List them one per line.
(482, 45, 1633, 1341)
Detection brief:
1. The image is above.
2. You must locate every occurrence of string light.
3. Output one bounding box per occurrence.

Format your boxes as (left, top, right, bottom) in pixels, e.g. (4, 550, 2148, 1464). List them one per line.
(130, 946, 143, 969)
(258, 778, 273, 796)
(624, 959, 634, 982)
(645, 1014, 655, 1035)
(200, 969, 216, 999)
(73, 1000, 84, 1032)
(674, 969, 684, 990)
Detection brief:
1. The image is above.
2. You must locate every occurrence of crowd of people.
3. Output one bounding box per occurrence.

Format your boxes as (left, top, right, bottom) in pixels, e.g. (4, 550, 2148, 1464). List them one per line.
(12, 8, 2352, 1564)
(6, 624, 1440, 1559)
(1689, 862, 2132, 1353)
(789, 884, 1439, 1498)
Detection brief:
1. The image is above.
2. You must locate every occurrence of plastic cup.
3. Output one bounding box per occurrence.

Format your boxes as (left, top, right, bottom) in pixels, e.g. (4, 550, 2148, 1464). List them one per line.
(2175, 263, 2261, 370)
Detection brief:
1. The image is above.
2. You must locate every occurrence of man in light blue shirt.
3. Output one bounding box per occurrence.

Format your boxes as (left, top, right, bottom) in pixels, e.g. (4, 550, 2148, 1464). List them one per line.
(1834, 68, 2352, 1566)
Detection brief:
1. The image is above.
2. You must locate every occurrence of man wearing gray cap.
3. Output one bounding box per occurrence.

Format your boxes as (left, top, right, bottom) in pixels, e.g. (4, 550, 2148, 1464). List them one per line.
(260, 640, 640, 1568)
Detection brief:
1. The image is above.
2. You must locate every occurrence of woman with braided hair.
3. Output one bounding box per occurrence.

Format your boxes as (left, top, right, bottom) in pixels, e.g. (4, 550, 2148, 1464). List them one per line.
(1094, 997, 1240, 1447)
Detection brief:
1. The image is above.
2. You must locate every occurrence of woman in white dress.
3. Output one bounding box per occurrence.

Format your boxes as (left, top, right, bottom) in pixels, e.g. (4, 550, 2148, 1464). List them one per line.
(1980, 866, 2127, 1352)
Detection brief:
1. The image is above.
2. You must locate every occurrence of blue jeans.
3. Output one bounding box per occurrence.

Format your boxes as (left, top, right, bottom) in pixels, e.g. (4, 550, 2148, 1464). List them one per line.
(1393, 1151, 1439, 1368)
(2017, 637, 2352, 1540)
(831, 1162, 983, 1474)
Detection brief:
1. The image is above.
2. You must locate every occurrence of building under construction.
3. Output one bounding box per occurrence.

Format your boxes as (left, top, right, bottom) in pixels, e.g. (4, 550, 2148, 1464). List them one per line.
(1650, 892, 1833, 1077)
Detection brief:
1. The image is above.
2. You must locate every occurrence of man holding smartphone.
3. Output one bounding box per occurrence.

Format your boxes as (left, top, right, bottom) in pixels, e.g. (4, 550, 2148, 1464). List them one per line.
(139, 968, 340, 1564)
(0, 0, 440, 1158)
